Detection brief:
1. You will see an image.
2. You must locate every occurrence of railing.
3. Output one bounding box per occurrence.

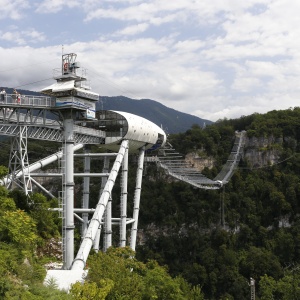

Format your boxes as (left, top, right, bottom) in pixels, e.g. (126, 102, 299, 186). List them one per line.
(73, 125, 106, 138)
(157, 131, 246, 190)
(213, 131, 246, 183)
(0, 109, 61, 126)
(0, 94, 55, 108)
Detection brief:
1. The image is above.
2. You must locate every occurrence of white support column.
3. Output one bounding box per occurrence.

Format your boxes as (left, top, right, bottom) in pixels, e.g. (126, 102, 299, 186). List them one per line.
(130, 146, 145, 251)
(81, 146, 90, 238)
(72, 140, 128, 271)
(63, 119, 75, 269)
(120, 145, 129, 247)
(94, 156, 110, 252)
(104, 196, 112, 251)
(93, 225, 101, 253)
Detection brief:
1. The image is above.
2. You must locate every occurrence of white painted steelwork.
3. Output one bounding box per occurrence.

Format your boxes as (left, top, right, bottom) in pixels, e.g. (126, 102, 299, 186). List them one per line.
(97, 110, 166, 153)
(7, 126, 32, 195)
(94, 156, 110, 252)
(41, 53, 99, 119)
(63, 119, 75, 269)
(30, 177, 55, 198)
(120, 145, 129, 247)
(81, 146, 90, 238)
(3, 144, 84, 186)
(71, 139, 129, 270)
(29, 173, 110, 177)
(0, 108, 105, 144)
(130, 146, 145, 251)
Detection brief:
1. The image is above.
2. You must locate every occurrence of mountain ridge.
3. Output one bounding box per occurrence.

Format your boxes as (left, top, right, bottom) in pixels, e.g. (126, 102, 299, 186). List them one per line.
(98, 96, 212, 134)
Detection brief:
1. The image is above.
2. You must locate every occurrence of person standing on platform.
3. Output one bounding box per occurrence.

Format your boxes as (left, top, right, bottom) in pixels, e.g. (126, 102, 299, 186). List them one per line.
(12, 89, 18, 102)
(0, 89, 6, 102)
(13, 89, 21, 104)
(17, 92, 21, 104)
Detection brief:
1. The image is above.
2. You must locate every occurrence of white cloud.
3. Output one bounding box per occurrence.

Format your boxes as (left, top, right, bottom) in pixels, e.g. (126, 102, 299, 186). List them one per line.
(2, 0, 300, 123)
(0, 47, 60, 90)
(0, 28, 45, 45)
(117, 23, 149, 36)
(84, 0, 199, 23)
(174, 40, 205, 53)
(0, 0, 29, 20)
(232, 77, 262, 93)
(35, 0, 80, 13)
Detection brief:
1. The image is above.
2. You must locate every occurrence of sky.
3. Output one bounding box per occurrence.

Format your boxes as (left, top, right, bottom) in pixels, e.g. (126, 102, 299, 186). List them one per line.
(0, 0, 299, 122)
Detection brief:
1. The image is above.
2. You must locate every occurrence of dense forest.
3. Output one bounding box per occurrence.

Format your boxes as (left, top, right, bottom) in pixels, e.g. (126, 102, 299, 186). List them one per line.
(1, 107, 300, 299)
(137, 108, 300, 299)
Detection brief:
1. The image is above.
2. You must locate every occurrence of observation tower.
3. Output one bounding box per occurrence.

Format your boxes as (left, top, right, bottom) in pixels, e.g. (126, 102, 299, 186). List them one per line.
(41, 53, 99, 270)
(0, 53, 167, 288)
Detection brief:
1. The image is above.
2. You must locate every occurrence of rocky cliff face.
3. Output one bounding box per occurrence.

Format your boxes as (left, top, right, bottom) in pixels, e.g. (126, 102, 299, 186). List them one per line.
(185, 134, 288, 170)
(185, 152, 215, 172)
(243, 135, 283, 168)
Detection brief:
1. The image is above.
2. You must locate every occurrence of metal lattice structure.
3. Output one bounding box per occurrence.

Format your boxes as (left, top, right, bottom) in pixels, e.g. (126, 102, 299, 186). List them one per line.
(7, 126, 32, 194)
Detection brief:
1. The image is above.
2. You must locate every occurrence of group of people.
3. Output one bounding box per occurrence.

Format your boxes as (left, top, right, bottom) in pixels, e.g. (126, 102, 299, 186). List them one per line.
(0, 88, 21, 104)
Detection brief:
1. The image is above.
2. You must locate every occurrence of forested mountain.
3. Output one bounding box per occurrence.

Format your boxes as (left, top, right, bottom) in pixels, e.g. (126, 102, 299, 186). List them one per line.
(1, 108, 300, 299)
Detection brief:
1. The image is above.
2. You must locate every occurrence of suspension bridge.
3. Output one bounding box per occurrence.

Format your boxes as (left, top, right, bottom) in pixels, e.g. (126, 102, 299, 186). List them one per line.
(0, 53, 245, 290)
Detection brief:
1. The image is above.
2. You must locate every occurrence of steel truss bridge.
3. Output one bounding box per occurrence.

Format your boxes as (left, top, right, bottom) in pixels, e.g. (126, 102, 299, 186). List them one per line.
(0, 93, 245, 290)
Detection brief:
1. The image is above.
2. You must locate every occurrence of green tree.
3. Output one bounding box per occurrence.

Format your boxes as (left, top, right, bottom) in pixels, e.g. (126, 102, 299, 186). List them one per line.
(87, 247, 204, 299)
(259, 274, 277, 300)
(0, 165, 8, 179)
(88, 247, 146, 299)
(70, 279, 114, 300)
(30, 193, 60, 239)
(0, 209, 38, 247)
(240, 247, 283, 280)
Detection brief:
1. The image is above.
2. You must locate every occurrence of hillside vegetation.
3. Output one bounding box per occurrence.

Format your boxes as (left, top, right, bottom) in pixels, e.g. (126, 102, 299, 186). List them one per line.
(137, 107, 300, 299)
(0, 185, 203, 299)
(1, 108, 300, 299)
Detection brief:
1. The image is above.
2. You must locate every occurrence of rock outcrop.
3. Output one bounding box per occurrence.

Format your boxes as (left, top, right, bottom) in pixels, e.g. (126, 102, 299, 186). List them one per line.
(243, 135, 283, 168)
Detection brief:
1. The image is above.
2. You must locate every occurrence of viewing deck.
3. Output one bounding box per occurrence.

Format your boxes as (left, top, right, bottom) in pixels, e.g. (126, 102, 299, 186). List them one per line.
(0, 94, 54, 108)
(0, 93, 105, 144)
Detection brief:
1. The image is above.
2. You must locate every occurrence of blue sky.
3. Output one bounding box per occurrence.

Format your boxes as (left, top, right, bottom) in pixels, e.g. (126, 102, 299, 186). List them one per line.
(0, 0, 299, 121)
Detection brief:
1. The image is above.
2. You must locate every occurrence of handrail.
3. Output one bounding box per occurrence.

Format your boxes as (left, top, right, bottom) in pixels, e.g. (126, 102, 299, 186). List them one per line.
(157, 131, 246, 189)
(0, 94, 55, 107)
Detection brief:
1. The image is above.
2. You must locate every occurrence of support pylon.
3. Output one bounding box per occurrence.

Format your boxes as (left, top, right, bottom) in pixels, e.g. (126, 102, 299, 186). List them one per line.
(130, 146, 145, 251)
(7, 126, 32, 195)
